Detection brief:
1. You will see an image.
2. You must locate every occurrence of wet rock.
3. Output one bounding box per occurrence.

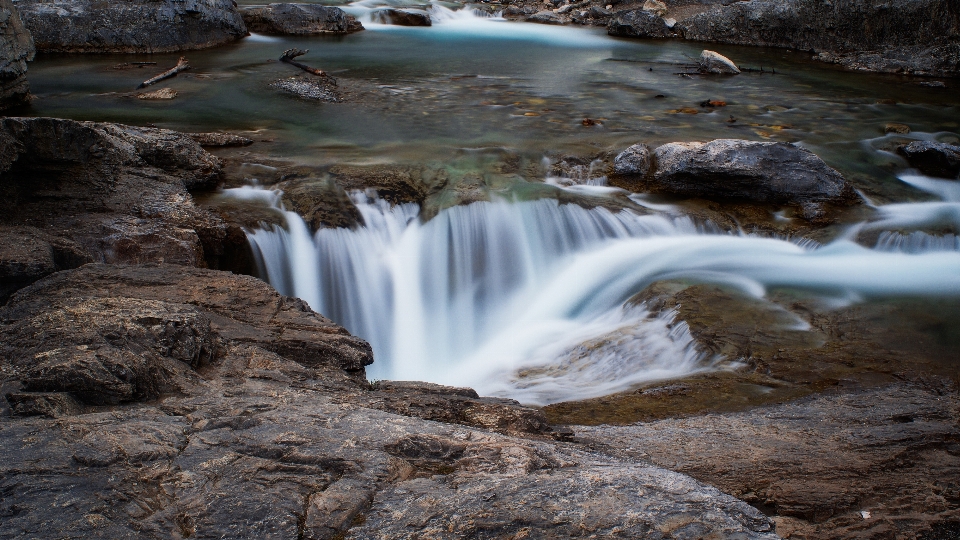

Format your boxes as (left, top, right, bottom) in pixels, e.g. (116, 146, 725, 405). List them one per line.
(0, 117, 229, 296)
(275, 176, 363, 231)
(366, 381, 555, 436)
(136, 87, 177, 100)
(188, 132, 254, 148)
(642, 0, 667, 16)
(271, 74, 340, 102)
(884, 122, 911, 134)
(5, 391, 83, 417)
(0, 0, 34, 110)
(527, 10, 564, 25)
(644, 139, 858, 207)
(678, 0, 960, 77)
(241, 4, 363, 35)
(698, 49, 740, 74)
(328, 164, 429, 205)
(898, 140, 960, 179)
(607, 9, 673, 38)
(370, 7, 431, 26)
(13, 0, 248, 53)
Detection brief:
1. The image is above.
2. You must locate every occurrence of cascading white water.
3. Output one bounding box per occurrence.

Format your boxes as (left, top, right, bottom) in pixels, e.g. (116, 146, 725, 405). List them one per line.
(237, 181, 960, 405)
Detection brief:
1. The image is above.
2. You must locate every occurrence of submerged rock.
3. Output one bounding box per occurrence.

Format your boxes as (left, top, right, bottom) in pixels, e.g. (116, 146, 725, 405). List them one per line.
(271, 74, 340, 102)
(12, 0, 248, 53)
(370, 7, 431, 26)
(136, 87, 177, 100)
(678, 0, 960, 77)
(329, 164, 429, 205)
(241, 3, 363, 35)
(640, 139, 857, 207)
(188, 132, 254, 147)
(607, 9, 673, 38)
(698, 50, 740, 74)
(0, 0, 34, 109)
(898, 140, 960, 179)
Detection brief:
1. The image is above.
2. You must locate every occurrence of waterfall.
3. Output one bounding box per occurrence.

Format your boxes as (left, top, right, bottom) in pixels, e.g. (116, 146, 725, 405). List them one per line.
(238, 187, 960, 405)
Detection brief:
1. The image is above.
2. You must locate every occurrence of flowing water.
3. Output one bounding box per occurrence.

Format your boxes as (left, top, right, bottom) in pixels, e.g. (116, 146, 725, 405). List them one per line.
(20, 5, 960, 404)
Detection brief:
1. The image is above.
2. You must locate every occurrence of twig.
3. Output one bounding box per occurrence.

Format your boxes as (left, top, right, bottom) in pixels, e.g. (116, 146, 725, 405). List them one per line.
(137, 57, 190, 89)
(279, 49, 327, 77)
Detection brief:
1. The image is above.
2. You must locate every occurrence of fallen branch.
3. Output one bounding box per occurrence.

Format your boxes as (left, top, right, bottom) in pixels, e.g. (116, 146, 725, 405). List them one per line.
(280, 49, 327, 78)
(137, 57, 190, 89)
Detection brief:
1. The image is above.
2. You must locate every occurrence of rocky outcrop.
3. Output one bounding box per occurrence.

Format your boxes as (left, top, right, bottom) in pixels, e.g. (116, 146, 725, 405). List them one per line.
(0, 117, 245, 301)
(611, 139, 859, 212)
(0, 263, 778, 539)
(898, 140, 960, 179)
(12, 0, 247, 53)
(678, 0, 960, 76)
(329, 164, 430, 205)
(187, 132, 254, 148)
(276, 176, 363, 231)
(370, 8, 432, 26)
(0, 0, 33, 109)
(241, 3, 363, 35)
(698, 49, 740, 74)
(607, 9, 674, 38)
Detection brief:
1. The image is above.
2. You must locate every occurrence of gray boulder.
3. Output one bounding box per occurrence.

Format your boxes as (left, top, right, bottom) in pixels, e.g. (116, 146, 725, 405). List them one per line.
(241, 3, 363, 35)
(898, 140, 960, 179)
(621, 139, 858, 206)
(653, 139, 857, 205)
(0, 0, 33, 109)
(12, 0, 247, 53)
(607, 9, 673, 38)
(527, 10, 563, 25)
(370, 8, 431, 26)
(678, 0, 960, 77)
(613, 143, 653, 177)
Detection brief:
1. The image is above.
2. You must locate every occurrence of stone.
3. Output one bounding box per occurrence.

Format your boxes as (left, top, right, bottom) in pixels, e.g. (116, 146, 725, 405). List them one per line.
(328, 164, 429, 205)
(612, 142, 653, 178)
(678, 0, 960, 77)
(0, 226, 92, 304)
(276, 176, 363, 231)
(241, 4, 363, 35)
(188, 132, 254, 147)
(0, 0, 34, 109)
(137, 87, 177, 100)
(370, 8, 431, 26)
(13, 0, 247, 53)
(642, 0, 667, 16)
(898, 140, 960, 179)
(884, 122, 911, 134)
(645, 139, 857, 206)
(607, 9, 673, 38)
(699, 49, 741, 74)
(271, 74, 340, 102)
(527, 10, 563, 25)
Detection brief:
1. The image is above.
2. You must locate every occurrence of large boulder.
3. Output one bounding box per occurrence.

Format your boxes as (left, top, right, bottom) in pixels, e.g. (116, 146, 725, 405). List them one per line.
(0, 0, 34, 109)
(698, 49, 740, 74)
(678, 0, 960, 76)
(607, 9, 673, 38)
(241, 3, 362, 35)
(613, 139, 858, 208)
(12, 0, 247, 53)
(370, 8, 431, 26)
(898, 140, 960, 179)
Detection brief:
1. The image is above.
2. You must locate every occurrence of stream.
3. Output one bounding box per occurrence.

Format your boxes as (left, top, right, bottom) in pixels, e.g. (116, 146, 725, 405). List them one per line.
(23, 5, 960, 404)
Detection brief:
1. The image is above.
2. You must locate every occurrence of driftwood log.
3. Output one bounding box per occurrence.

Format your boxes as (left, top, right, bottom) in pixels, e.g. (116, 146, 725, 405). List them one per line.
(137, 57, 190, 89)
(279, 49, 327, 77)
